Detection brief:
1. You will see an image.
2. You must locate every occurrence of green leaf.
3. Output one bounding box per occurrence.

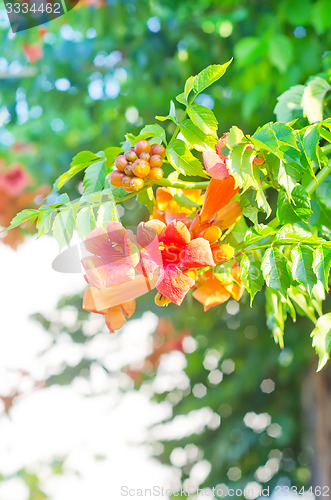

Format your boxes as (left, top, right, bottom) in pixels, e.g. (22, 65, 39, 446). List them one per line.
(83, 160, 107, 194)
(36, 209, 52, 237)
(241, 253, 264, 305)
(229, 144, 271, 215)
(53, 207, 75, 250)
(277, 160, 300, 197)
(261, 247, 291, 296)
(156, 100, 177, 123)
(275, 225, 322, 245)
(176, 92, 187, 105)
(274, 85, 305, 122)
(187, 104, 218, 136)
(167, 139, 207, 177)
(303, 124, 320, 168)
(234, 37, 263, 68)
(172, 189, 200, 209)
(184, 75, 195, 101)
(244, 224, 276, 245)
(288, 286, 316, 324)
(251, 127, 278, 153)
(291, 245, 317, 296)
(268, 34, 293, 73)
(265, 288, 286, 348)
(192, 61, 232, 94)
(55, 151, 102, 190)
(239, 188, 259, 225)
(313, 245, 331, 290)
(138, 124, 166, 144)
(97, 200, 118, 228)
(137, 187, 156, 214)
(301, 77, 331, 123)
(76, 207, 96, 240)
(180, 119, 216, 151)
(226, 126, 245, 148)
(104, 147, 123, 169)
(277, 185, 312, 224)
(311, 313, 331, 371)
(213, 260, 233, 284)
(269, 122, 298, 149)
(5, 209, 39, 232)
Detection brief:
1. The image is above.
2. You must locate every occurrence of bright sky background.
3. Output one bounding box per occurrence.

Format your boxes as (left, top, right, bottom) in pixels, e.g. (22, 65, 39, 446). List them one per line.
(0, 236, 174, 500)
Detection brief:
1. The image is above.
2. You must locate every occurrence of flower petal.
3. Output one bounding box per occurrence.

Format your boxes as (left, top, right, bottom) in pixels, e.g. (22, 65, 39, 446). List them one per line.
(180, 238, 215, 268)
(104, 306, 126, 333)
(159, 220, 191, 246)
(156, 264, 195, 306)
(214, 201, 241, 230)
(121, 299, 136, 318)
(203, 151, 229, 179)
(137, 219, 165, 248)
(84, 227, 110, 256)
(200, 176, 239, 223)
(82, 255, 135, 288)
(192, 279, 230, 311)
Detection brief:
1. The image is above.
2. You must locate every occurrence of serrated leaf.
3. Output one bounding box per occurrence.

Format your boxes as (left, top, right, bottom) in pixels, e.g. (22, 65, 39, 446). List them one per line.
(239, 188, 259, 225)
(83, 160, 107, 194)
(55, 151, 102, 190)
(277, 185, 312, 224)
(244, 224, 276, 245)
(261, 247, 291, 296)
(311, 313, 331, 370)
(226, 126, 245, 148)
(251, 127, 278, 153)
(301, 77, 331, 123)
(138, 124, 166, 144)
(97, 200, 118, 228)
(53, 207, 75, 250)
(269, 122, 298, 149)
(76, 207, 96, 240)
(193, 61, 232, 94)
(241, 253, 264, 305)
(36, 209, 52, 237)
(313, 245, 331, 290)
(229, 144, 271, 215)
(187, 104, 218, 136)
(167, 139, 207, 177)
(274, 85, 305, 122)
(180, 119, 216, 151)
(275, 225, 322, 245)
(291, 245, 317, 295)
(4, 209, 39, 232)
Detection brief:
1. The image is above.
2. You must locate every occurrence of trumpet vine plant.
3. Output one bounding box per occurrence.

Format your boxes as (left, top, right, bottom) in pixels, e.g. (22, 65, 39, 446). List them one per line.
(5, 61, 331, 370)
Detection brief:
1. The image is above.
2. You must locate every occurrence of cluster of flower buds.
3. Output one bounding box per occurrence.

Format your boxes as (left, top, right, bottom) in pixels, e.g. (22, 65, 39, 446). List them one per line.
(110, 140, 165, 192)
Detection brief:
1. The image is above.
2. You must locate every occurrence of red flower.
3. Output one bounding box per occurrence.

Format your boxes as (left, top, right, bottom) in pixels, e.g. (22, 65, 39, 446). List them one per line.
(82, 222, 139, 289)
(137, 219, 215, 305)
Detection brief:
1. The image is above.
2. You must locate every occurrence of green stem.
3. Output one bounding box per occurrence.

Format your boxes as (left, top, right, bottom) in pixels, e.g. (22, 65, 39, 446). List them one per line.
(322, 144, 331, 154)
(306, 161, 331, 196)
(153, 178, 210, 189)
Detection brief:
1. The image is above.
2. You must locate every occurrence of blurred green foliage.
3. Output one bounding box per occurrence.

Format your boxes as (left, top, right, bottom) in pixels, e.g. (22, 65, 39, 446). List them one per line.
(1, 0, 331, 187)
(1, 0, 331, 496)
